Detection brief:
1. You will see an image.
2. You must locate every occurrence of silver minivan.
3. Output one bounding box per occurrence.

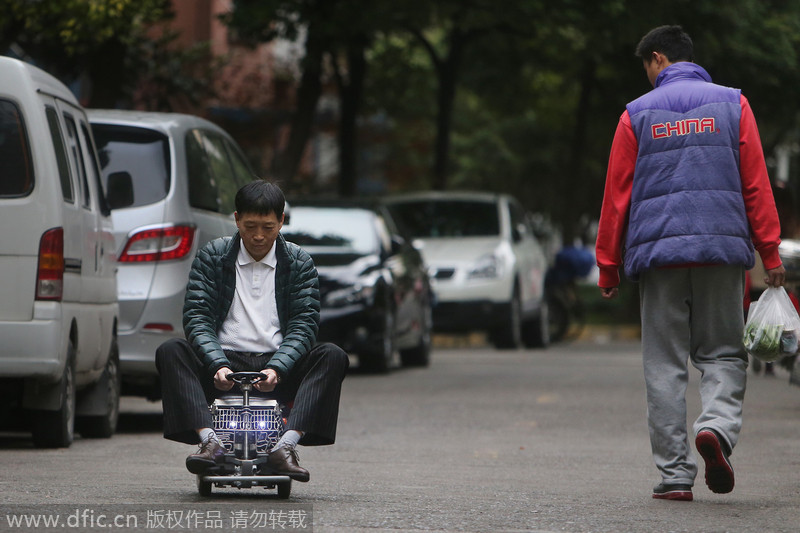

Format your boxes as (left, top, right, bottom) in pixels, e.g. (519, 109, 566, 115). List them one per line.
(87, 110, 257, 398)
(0, 57, 122, 447)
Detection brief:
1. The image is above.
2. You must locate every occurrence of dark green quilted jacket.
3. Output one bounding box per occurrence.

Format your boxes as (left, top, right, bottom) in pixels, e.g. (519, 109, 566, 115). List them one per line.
(182, 232, 320, 380)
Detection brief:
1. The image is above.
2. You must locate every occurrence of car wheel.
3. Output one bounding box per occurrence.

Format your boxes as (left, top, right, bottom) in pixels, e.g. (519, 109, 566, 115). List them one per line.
(523, 300, 550, 348)
(546, 290, 569, 343)
(32, 342, 76, 448)
(77, 337, 121, 438)
(360, 308, 395, 373)
(490, 289, 522, 350)
(400, 303, 432, 367)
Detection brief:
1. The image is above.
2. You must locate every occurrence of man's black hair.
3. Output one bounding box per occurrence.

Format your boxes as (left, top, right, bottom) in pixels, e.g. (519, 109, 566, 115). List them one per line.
(235, 179, 285, 218)
(635, 25, 694, 63)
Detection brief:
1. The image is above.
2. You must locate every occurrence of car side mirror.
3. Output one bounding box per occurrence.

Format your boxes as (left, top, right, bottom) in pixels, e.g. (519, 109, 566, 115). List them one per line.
(106, 171, 134, 210)
(512, 224, 525, 243)
(514, 222, 532, 243)
(390, 235, 405, 256)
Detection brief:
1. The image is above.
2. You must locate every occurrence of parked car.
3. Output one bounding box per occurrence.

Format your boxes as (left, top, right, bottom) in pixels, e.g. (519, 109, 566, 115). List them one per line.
(88, 109, 258, 397)
(779, 239, 800, 282)
(282, 200, 434, 372)
(384, 191, 549, 349)
(0, 57, 125, 446)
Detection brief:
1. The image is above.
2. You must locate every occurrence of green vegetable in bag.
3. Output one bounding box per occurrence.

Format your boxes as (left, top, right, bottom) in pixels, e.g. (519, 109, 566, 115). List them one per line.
(743, 322, 783, 360)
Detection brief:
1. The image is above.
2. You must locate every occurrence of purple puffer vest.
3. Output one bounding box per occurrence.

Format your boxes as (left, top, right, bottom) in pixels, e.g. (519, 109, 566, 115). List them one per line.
(623, 62, 754, 280)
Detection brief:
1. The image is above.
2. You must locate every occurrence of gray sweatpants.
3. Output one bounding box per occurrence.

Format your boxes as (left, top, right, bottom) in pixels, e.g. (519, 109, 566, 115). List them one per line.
(639, 265, 748, 485)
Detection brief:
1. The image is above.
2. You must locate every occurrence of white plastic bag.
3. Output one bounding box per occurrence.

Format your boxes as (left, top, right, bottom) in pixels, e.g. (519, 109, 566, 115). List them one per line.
(743, 287, 800, 362)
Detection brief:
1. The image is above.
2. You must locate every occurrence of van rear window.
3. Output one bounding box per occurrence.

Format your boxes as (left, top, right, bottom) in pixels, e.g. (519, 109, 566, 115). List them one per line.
(91, 124, 170, 208)
(0, 99, 34, 197)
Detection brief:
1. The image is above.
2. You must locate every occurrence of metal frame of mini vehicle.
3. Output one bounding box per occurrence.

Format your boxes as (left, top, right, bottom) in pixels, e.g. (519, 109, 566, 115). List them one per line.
(197, 372, 292, 498)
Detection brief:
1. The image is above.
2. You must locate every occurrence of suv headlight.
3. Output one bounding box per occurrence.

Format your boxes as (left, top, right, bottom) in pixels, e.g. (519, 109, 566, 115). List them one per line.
(468, 253, 504, 280)
(325, 283, 376, 307)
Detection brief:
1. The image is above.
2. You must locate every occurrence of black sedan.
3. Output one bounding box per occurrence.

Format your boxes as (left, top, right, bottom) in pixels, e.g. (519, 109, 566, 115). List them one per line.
(282, 201, 433, 372)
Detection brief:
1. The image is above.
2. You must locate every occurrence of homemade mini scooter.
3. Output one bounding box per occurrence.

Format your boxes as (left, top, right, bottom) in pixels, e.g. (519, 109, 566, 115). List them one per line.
(196, 371, 292, 498)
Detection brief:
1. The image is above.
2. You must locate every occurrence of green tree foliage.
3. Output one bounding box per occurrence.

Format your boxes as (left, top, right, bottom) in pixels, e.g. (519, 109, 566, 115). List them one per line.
(0, 0, 170, 59)
(0, 0, 214, 108)
(634, 0, 800, 151)
(7, 0, 800, 236)
(363, 35, 437, 190)
(387, 0, 549, 190)
(368, 0, 633, 235)
(374, 0, 800, 240)
(226, 0, 399, 194)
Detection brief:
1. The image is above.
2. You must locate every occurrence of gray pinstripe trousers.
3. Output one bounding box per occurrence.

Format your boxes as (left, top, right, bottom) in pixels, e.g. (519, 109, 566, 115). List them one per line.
(155, 338, 349, 446)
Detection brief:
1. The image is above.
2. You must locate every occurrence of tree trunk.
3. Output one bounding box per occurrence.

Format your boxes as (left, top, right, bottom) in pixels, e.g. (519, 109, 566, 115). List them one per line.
(562, 57, 596, 243)
(337, 38, 368, 196)
(431, 28, 465, 191)
(273, 31, 325, 184)
(85, 42, 130, 108)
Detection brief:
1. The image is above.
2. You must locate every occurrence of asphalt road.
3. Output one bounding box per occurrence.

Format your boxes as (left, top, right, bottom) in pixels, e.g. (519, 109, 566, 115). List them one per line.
(2, 339, 800, 532)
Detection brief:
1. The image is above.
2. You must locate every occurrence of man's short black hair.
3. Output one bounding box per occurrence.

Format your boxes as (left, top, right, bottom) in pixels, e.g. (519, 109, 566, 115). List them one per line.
(235, 180, 285, 218)
(635, 25, 694, 63)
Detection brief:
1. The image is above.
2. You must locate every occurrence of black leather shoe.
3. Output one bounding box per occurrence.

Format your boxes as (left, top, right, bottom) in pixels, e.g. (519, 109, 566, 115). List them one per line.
(266, 445, 310, 482)
(696, 428, 734, 494)
(186, 439, 225, 474)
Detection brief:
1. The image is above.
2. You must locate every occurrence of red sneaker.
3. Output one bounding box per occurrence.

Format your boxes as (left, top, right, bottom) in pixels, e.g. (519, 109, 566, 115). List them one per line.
(696, 429, 734, 494)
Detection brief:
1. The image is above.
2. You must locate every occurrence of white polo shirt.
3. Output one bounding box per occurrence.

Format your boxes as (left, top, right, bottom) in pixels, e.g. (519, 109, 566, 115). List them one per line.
(218, 242, 283, 353)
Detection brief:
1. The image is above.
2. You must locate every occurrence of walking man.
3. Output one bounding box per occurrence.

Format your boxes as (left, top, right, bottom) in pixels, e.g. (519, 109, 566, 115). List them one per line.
(156, 180, 349, 481)
(595, 25, 785, 501)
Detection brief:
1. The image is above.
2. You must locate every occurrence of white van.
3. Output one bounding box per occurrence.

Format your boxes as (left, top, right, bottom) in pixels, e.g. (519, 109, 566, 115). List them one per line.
(0, 57, 124, 447)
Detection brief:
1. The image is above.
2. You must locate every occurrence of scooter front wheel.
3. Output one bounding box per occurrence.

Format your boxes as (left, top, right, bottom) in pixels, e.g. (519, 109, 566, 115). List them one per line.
(277, 480, 292, 499)
(197, 475, 212, 496)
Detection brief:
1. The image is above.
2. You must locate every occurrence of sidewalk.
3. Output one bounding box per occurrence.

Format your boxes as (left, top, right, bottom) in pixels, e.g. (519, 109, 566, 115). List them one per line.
(576, 323, 641, 342)
(432, 324, 642, 348)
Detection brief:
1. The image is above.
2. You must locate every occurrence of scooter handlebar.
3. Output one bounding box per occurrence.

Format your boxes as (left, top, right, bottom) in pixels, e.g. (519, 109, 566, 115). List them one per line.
(225, 371, 268, 385)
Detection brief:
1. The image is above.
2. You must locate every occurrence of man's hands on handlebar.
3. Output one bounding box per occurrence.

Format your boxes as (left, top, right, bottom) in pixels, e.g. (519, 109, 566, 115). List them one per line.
(214, 367, 235, 391)
(253, 369, 280, 392)
(214, 367, 280, 392)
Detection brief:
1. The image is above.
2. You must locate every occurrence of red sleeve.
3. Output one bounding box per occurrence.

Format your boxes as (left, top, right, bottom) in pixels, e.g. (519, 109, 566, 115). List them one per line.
(596, 111, 637, 288)
(740, 94, 782, 270)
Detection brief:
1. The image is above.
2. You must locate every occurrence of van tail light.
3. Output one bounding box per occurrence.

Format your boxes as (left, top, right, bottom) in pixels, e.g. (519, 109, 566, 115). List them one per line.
(118, 225, 196, 263)
(36, 227, 64, 301)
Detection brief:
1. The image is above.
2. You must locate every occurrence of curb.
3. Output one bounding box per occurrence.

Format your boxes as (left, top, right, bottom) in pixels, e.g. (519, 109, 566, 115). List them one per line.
(576, 324, 641, 343)
(432, 324, 641, 348)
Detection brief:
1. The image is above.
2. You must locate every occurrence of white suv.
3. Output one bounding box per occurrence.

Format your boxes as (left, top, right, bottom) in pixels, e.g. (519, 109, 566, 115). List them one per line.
(384, 191, 549, 349)
(88, 110, 257, 398)
(0, 57, 122, 447)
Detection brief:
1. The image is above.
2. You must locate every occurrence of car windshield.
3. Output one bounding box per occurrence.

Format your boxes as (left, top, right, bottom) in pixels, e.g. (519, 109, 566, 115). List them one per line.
(283, 207, 379, 255)
(386, 199, 500, 238)
(91, 124, 170, 208)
